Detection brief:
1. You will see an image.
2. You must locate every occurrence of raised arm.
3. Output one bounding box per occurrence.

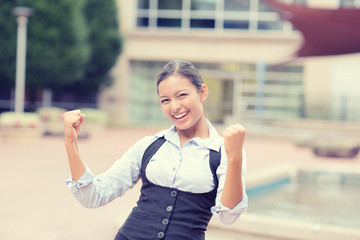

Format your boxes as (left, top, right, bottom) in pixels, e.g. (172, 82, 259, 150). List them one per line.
(63, 110, 87, 181)
(221, 124, 246, 209)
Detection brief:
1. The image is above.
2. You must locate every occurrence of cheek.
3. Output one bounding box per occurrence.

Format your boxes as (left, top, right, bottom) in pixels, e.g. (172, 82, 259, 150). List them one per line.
(160, 104, 170, 115)
(188, 97, 203, 111)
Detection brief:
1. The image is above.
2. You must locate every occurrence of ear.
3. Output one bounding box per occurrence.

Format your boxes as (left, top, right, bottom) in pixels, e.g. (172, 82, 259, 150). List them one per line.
(200, 84, 208, 102)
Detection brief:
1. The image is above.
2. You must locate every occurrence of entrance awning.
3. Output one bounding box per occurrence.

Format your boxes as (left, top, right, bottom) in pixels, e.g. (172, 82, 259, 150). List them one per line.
(262, 0, 360, 57)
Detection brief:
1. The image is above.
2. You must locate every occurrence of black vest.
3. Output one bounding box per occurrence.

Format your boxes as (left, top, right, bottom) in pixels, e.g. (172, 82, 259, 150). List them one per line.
(118, 137, 221, 240)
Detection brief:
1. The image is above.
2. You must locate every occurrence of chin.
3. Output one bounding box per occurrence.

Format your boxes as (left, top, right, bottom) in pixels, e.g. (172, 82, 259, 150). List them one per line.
(174, 125, 188, 131)
(174, 120, 196, 131)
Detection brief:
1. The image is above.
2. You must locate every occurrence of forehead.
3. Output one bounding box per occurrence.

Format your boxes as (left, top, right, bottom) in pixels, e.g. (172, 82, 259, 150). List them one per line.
(158, 75, 196, 95)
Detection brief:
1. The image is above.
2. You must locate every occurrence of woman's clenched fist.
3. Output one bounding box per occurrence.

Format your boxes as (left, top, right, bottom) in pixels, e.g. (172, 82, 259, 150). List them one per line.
(63, 110, 86, 143)
(223, 124, 246, 163)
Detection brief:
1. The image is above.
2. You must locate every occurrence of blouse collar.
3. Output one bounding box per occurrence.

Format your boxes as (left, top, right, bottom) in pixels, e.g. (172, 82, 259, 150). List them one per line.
(155, 119, 222, 152)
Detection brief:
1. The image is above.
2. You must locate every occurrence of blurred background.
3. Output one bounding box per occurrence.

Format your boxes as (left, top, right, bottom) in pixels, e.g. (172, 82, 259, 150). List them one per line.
(1, 0, 360, 126)
(1, 0, 360, 240)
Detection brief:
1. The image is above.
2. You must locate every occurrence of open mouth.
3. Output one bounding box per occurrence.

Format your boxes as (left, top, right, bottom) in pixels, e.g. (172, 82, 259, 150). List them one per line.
(172, 111, 189, 120)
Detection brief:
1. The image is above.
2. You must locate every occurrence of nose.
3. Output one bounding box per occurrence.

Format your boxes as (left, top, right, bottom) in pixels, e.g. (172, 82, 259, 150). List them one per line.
(170, 99, 181, 112)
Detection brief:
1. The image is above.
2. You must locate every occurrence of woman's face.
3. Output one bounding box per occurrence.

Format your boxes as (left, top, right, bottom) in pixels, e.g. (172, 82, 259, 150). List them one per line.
(158, 75, 208, 131)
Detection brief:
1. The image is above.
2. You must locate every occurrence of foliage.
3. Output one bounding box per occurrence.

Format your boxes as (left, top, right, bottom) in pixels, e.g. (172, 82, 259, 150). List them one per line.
(0, 2, 17, 90)
(0, 112, 42, 128)
(1, 0, 90, 91)
(37, 106, 65, 122)
(0, 0, 122, 105)
(80, 108, 108, 124)
(26, 0, 90, 90)
(80, 0, 122, 95)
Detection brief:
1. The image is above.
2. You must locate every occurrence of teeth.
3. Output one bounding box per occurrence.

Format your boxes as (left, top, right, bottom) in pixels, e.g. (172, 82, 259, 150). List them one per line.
(174, 112, 188, 119)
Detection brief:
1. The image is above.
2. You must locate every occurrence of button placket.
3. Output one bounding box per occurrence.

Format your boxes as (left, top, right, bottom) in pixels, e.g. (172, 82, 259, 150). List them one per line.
(157, 231, 165, 239)
(162, 218, 169, 225)
(166, 205, 173, 212)
(170, 190, 177, 198)
(157, 190, 177, 239)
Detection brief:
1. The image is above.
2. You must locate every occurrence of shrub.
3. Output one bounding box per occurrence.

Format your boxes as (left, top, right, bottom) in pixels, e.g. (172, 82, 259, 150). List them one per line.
(0, 112, 42, 129)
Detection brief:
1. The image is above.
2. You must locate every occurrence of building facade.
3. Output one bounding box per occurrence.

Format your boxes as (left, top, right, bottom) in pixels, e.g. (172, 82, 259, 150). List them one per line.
(99, 0, 360, 126)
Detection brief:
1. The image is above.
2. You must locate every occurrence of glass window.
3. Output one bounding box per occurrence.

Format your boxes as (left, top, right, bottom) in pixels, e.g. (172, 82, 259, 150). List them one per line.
(340, 0, 360, 7)
(190, 19, 215, 28)
(224, 20, 249, 29)
(258, 20, 283, 30)
(130, 61, 174, 124)
(259, 2, 274, 12)
(157, 18, 182, 27)
(137, 17, 149, 27)
(135, 0, 297, 32)
(191, 0, 216, 11)
(224, 0, 250, 11)
(158, 0, 183, 10)
(293, 0, 307, 4)
(340, 0, 353, 6)
(137, 0, 150, 9)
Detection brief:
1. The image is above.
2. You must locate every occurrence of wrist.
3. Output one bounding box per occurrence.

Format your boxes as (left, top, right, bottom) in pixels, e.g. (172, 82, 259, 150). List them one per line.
(227, 153, 243, 163)
(65, 139, 77, 148)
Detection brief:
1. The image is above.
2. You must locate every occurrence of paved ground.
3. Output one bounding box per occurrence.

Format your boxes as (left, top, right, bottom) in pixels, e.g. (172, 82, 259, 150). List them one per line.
(0, 125, 359, 240)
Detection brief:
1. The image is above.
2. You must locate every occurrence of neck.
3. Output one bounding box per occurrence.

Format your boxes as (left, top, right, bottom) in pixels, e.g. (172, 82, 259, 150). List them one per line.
(177, 117, 209, 146)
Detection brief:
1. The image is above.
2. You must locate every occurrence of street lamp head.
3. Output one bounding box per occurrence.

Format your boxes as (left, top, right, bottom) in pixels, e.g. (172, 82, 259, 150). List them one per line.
(12, 6, 33, 17)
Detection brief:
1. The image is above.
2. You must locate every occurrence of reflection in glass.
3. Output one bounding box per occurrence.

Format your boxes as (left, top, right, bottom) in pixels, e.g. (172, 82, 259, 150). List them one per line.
(191, 0, 216, 10)
(293, 0, 307, 5)
(157, 18, 182, 27)
(190, 19, 215, 28)
(224, 20, 249, 30)
(158, 0, 183, 9)
(259, 2, 273, 12)
(258, 20, 283, 30)
(137, 17, 149, 27)
(224, 0, 250, 11)
(137, 0, 149, 9)
(340, 0, 360, 7)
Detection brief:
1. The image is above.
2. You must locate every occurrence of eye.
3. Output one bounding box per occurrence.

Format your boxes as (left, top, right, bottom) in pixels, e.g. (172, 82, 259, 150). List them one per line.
(160, 98, 170, 104)
(178, 93, 188, 98)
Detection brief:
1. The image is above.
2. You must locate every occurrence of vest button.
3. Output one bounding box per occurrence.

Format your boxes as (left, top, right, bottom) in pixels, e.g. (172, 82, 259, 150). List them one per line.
(162, 218, 169, 225)
(157, 231, 165, 238)
(170, 190, 177, 197)
(166, 205, 173, 212)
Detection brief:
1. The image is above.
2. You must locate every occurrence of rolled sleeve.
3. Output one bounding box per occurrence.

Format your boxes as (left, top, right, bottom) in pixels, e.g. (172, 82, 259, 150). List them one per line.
(211, 192, 248, 225)
(65, 166, 98, 207)
(66, 165, 94, 191)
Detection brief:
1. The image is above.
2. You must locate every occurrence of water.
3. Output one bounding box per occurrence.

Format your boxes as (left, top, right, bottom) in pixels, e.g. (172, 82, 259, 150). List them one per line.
(247, 171, 360, 228)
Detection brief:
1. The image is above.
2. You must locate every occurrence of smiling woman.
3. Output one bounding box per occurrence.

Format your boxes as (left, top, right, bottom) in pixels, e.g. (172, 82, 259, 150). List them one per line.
(63, 60, 248, 240)
(156, 60, 209, 144)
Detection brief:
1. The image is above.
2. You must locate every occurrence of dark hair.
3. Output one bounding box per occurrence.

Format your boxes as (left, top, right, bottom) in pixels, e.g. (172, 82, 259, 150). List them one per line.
(156, 60, 204, 93)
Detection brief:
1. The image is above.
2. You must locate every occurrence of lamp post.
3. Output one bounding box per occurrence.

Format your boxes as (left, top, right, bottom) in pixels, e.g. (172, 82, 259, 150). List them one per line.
(12, 6, 33, 113)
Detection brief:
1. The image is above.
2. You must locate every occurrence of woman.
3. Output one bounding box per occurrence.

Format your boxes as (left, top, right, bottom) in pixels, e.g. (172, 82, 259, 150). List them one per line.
(64, 60, 247, 240)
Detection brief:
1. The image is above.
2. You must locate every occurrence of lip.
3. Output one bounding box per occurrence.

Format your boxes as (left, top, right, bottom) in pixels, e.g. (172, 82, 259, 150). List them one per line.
(172, 111, 189, 120)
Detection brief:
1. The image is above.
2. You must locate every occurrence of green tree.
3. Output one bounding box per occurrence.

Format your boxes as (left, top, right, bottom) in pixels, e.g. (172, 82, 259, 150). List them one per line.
(0, 0, 122, 109)
(24, 0, 90, 100)
(0, 0, 90, 108)
(0, 2, 17, 91)
(74, 0, 122, 98)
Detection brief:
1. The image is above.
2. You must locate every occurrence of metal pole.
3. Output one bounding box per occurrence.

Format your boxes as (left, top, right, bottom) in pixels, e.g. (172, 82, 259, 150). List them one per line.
(12, 7, 33, 113)
(256, 60, 266, 120)
(232, 75, 243, 121)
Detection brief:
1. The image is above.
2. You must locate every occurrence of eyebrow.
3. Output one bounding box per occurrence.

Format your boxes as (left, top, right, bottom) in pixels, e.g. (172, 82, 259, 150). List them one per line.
(159, 89, 189, 99)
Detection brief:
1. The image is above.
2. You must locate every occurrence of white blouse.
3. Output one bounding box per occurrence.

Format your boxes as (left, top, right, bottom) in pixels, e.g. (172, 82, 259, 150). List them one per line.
(66, 120, 248, 225)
